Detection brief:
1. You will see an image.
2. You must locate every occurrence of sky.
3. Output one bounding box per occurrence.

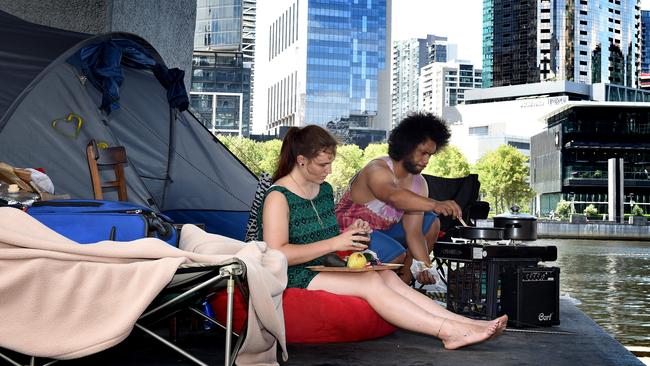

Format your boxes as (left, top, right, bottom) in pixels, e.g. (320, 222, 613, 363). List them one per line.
(392, 0, 650, 67)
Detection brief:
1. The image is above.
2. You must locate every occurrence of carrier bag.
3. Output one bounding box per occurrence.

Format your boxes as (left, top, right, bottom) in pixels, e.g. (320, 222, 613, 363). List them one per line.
(28, 200, 178, 246)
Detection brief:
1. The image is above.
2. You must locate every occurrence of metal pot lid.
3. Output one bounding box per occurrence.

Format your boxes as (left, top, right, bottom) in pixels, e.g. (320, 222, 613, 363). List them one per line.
(494, 205, 537, 220)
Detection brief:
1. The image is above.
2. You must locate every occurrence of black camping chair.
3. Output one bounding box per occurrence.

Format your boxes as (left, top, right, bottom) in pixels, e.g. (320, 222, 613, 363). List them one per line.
(0, 259, 248, 366)
(423, 173, 490, 241)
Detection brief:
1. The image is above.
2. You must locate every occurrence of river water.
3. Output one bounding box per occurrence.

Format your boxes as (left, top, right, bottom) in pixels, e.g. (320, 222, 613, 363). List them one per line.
(536, 238, 650, 346)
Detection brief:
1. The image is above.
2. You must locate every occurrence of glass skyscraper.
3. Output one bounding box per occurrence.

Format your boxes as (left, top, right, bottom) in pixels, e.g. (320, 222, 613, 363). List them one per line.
(483, 0, 641, 88)
(191, 0, 256, 136)
(642, 10, 650, 73)
(254, 0, 391, 137)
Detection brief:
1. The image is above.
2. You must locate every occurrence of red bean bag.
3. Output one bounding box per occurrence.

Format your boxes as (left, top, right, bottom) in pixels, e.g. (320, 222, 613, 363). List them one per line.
(211, 287, 396, 343)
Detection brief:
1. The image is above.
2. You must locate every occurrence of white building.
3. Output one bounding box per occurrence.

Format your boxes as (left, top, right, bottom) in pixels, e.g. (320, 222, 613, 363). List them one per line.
(391, 35, 449, 128)
(418, 61, 482, 120)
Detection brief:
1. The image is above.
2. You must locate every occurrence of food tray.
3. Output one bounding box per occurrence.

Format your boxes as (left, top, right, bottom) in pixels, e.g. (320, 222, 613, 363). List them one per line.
(307, 263, 402, 272)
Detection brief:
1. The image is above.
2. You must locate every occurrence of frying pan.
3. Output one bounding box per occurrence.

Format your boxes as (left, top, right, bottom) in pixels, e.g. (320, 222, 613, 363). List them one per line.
(455, 226, 505, 240)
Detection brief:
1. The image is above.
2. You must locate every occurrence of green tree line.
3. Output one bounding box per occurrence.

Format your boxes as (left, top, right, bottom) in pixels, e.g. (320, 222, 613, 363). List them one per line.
(219, 135, 534, 214)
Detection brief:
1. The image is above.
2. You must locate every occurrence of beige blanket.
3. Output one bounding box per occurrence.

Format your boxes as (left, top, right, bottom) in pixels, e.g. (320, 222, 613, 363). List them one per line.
(0, 207, 288, 365)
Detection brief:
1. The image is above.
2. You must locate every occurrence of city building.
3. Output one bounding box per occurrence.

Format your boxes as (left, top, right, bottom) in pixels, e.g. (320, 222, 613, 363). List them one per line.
(391, 35, 449, 127)
(190, 51, 251, 136)
(444, 81, 650, 164)
(642, 10, 650, 73)
(530, 102, 650, 217)
(253, 0, 392, 144)
(191, 0, 256, 136)
(418, 60, 482, 119)
(483, 0, 642, 88)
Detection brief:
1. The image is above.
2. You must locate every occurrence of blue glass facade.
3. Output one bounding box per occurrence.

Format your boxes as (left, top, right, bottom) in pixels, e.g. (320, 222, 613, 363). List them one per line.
(305, 0, 386, 125)
(195, 0, 242, 50)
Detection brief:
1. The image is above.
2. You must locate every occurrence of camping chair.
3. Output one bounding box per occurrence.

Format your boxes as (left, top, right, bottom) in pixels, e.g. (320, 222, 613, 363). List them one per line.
(423, 173, 490, 240)
(86, 139, 128, 201)
(0, 259, 248, 366)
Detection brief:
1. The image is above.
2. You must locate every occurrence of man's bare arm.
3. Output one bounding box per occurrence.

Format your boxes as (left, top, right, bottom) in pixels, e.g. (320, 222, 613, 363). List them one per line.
(364, 163, 462, 218)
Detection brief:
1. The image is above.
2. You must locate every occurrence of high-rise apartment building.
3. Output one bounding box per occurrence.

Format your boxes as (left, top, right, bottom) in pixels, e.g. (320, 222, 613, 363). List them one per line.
(418, 61, 482, 119)
(483, 0, 641, 88)
(191, 0, 256, 136)
(253, 0, 391, 139)
(642, 10, 650, 73)
(391, 35, 448, 128)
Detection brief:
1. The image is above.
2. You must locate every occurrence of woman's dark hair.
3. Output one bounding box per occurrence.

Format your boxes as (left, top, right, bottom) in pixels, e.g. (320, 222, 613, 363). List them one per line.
(388, 112, 451, 161)
(273, 125, 338, 182)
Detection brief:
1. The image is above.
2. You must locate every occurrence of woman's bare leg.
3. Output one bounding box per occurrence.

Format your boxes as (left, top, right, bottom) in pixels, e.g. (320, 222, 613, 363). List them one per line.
(308, 271, 497, 349)
(377, 270, 508, 334)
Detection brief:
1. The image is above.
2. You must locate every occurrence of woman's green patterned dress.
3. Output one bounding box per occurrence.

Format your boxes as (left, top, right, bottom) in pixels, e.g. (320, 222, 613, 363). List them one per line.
(257, 182, 340, 289)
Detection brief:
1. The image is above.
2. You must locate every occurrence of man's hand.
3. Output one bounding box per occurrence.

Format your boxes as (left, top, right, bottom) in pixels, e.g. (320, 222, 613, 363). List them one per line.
(430, 199, 462, 219)
(416, 270, 437, 285)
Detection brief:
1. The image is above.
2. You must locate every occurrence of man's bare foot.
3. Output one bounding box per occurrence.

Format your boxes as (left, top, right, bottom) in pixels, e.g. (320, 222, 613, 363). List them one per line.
(438, 319, 497, 350)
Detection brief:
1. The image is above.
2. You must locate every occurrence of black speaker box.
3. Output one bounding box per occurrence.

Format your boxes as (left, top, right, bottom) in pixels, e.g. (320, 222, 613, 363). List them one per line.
(500, 266, 560, 327)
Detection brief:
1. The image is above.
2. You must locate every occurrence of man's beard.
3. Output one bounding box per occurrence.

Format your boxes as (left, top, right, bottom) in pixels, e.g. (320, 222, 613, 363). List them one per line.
(403, 159, 423, 174)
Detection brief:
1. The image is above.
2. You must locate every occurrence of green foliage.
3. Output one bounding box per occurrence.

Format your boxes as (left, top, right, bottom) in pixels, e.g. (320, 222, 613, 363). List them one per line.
(555, 200, 571, 219)
(583, 204, 598, 218)
(258, 139, 282, 175)
(327, 144, 364, 199)
(422, 145, 471, 178)
(631, 204, 645, 216)
(218, 135, 265, 176)
(362, 143, 388, 165)
(473, 145, 535, 214)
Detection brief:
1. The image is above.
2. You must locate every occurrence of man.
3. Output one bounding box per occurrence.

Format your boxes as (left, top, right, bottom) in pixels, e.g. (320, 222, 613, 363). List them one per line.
(335, 112, 462, 284)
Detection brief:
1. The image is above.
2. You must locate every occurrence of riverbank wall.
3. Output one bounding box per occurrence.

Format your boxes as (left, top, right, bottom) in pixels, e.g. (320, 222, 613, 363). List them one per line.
(536, 220, 650, 241)
(477, 219, 650, 241)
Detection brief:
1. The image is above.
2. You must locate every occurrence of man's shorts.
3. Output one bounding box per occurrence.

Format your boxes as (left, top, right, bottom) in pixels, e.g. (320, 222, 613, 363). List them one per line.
(369, 212, 438, 263)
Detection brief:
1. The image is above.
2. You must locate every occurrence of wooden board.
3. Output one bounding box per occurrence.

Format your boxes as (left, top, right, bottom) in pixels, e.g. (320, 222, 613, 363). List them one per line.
(306, 264, 403, 272)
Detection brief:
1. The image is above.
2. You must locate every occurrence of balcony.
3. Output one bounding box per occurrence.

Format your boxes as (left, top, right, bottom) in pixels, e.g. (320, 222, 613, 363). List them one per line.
(563, 168, 650, 187)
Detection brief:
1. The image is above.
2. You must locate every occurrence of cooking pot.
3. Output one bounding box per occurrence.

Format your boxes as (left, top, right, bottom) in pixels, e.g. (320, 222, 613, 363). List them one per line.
(455, 226, 505, 240)
(493, 205, 537, 241)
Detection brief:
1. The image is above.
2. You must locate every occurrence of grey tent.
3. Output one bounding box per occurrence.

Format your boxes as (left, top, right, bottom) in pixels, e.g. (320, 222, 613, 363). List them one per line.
(0, 10, 258, 239)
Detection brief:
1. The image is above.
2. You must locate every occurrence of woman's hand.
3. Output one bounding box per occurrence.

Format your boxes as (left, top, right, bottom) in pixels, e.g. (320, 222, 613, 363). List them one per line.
(349, 218, 372, 234)
(332, 220, 371, 252)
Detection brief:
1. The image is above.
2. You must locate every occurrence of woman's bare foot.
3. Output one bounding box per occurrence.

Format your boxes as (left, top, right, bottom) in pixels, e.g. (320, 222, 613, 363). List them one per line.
(462, 315, 508, 336)
(438, 318, 497, 350)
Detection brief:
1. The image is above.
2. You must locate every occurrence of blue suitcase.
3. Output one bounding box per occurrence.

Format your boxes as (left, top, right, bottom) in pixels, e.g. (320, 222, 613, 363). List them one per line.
(28, 200, 178, 246)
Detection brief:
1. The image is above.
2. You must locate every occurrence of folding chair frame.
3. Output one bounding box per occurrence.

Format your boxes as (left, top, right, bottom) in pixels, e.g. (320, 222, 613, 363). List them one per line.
(0, 260, 248, 366)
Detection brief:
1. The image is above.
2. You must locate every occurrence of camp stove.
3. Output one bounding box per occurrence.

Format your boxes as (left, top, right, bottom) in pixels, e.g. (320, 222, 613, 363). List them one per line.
(434, 234, 560, 327)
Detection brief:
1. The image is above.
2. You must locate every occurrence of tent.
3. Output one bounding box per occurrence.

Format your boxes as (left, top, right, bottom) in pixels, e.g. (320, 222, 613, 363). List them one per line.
(0, 10, 258, 239)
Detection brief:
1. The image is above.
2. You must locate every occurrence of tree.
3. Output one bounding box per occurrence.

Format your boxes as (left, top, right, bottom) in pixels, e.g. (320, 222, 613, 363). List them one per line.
(217, 135, 264, 176)
(473, 145, 535, 214)
(362, 143, 388, 165)
(422, 145, 471, 178)
(583, 204, 598, 218)
(555, 200, 571, 219)
(258, 139, 282, 175)
(327, 144, 364, 199)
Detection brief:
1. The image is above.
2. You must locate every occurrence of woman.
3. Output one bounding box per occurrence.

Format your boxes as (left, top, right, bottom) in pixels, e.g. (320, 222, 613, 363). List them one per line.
(258, 125, 506, 349)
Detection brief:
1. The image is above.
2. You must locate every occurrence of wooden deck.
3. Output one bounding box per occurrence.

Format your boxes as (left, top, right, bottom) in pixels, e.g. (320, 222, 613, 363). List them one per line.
(5, 298, 640, 365)
(284, 298, 641, 366)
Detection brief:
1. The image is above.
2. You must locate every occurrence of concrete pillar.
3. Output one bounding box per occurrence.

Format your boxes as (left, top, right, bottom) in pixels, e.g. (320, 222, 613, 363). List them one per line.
(608, 158, 624, 223)
(0, 0, 196, 88)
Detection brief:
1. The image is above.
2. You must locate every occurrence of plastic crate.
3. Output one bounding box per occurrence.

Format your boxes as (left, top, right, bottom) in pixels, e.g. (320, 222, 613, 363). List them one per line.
(445, 260, 492, 319)
(441, 258, 538, 320)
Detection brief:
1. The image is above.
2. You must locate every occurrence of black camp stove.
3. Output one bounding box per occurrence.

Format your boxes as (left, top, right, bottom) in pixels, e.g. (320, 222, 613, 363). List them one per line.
(434, 238, 560, 327)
